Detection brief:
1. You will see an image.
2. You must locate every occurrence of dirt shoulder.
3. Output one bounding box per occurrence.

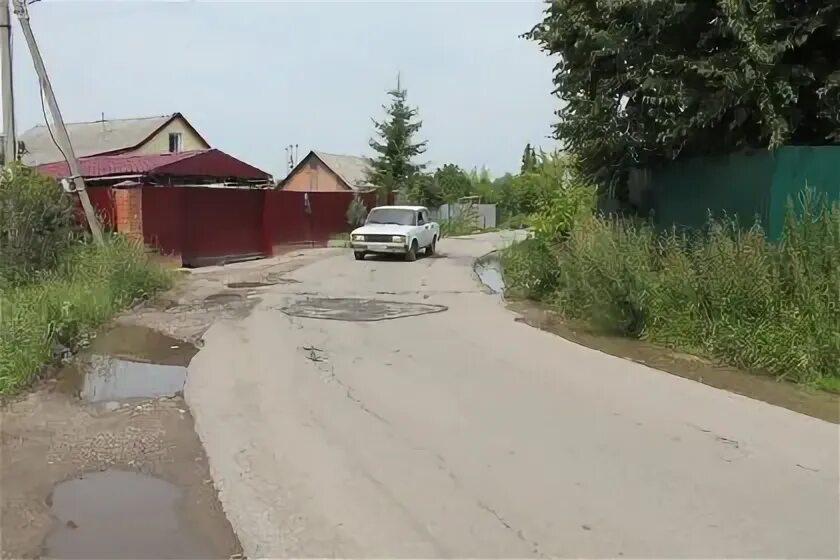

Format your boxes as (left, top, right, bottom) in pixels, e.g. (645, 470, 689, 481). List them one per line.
(1, 249, 336, 559)
(1, 391, 238, 559)
(508, 299, 840, 424)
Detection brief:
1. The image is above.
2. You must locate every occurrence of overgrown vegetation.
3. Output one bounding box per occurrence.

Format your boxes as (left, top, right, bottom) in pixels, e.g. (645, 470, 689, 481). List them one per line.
(0, 164, 75, 287)
(0, 165, 171, 395)
(504, 187, 840, 390)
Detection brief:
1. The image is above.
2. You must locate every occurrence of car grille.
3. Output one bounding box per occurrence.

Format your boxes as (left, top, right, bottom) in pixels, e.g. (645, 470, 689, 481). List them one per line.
(363, 234, 394, 243)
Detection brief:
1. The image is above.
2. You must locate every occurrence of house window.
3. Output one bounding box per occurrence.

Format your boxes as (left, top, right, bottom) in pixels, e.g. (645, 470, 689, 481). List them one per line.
(168, 132, 182, 153)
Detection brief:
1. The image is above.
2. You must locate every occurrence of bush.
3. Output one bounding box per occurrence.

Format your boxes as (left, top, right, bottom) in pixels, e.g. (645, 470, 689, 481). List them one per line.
(502, 191, 840, 388)
(0, 163, 75, 286)
(0, 236, 172, 394)
(530, 174, 597, 242)
(346, 195, 368, 227)
(501, 238, 560, 300)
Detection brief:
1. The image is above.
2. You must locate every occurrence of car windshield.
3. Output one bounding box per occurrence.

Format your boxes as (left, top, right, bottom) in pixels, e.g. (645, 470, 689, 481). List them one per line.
(366, 208, 416, 226)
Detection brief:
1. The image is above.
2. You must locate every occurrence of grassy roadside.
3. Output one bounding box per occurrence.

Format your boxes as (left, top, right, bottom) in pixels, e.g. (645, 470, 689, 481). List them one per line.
(0, 237, 172, 395)
(501, 193, 840, 393)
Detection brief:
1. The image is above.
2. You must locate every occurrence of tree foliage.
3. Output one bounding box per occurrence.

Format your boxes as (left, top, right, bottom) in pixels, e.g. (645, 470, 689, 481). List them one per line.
(401, 173, 444, 208)
(525, 0, 840, 188)
(367, 77, 428, 203)
(435, 164, 473, 203)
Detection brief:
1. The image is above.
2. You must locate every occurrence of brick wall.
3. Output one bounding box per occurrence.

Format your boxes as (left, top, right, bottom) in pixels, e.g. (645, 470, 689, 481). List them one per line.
(114, 187, 143, 241)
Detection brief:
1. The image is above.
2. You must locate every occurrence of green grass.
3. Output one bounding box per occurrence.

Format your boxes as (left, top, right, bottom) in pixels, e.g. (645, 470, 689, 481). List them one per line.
(0, 236, 172, 395)
(502, 192, 840, 388)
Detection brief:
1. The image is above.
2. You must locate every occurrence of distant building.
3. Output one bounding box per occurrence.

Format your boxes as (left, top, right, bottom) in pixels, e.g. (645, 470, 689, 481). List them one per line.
(19, 112, 210, 166)
(280, 150, 376, 192)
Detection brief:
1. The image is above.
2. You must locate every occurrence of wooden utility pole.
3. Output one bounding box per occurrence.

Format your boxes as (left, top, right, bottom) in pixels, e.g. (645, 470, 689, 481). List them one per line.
(12, 0, 103, 244)
(1, 0, 16, 163)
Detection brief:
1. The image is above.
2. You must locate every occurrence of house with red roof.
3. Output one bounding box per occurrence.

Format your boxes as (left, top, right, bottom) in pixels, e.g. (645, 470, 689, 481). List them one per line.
(29, 114, 374, 267)
(36, 149, 274, 267)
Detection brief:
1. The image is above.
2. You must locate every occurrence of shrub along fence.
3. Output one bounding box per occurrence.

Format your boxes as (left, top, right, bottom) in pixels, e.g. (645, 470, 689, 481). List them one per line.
(503, 189, 840, 391)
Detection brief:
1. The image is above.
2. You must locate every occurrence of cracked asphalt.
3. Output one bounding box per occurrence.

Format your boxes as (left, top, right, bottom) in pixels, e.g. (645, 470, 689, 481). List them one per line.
(186, 232, 839, 558)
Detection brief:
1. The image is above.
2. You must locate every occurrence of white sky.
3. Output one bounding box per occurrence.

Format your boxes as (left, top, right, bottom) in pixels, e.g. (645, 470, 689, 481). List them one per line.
(7, 0, 558, 177)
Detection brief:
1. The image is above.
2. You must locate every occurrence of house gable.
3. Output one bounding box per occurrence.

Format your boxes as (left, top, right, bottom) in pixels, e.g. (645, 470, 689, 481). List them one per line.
(280, 150, 374, 192)
(134, 114, 210, 155)
(19, 112, 210, 166)
(281, 151, 353, 192)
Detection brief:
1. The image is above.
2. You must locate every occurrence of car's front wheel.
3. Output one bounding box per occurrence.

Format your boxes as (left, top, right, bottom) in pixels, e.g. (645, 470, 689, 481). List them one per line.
(404, 240, 418, 262)
(354, 251, 366, 261)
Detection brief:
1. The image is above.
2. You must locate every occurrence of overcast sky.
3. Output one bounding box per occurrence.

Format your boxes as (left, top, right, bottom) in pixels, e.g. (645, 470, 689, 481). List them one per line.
(8, 1, 557, 178)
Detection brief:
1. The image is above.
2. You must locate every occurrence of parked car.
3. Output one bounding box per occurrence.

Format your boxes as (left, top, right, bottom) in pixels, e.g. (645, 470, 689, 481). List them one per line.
(350, 206, 440, 262)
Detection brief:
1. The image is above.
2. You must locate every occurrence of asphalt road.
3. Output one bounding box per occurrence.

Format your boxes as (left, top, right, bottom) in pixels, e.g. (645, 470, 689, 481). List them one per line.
(187, 233, 839, 559)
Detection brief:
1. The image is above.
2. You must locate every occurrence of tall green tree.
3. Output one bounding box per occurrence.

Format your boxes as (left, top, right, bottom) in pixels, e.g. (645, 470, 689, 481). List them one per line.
(520, 143, 538, 173)
(367, 76, 428, 203)
(525, 0, 840, 189)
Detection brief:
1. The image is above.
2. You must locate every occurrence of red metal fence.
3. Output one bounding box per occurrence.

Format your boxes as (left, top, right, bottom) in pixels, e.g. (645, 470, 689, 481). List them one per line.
(263, 191, 377, 253)
(84, 186, 382, 266)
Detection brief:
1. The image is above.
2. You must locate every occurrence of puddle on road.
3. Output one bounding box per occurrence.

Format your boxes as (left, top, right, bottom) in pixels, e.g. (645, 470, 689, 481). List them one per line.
(475, 253, 505, 294)
(510, 301, 840, 423)
(56, 326, 197, 403)
(42, 470, 214, 559)
(281, 297, 447, 321)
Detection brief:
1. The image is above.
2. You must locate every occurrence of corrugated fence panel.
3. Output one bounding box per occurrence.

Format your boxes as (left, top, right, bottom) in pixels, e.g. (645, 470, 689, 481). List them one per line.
(768, 146, 840, 239)
(142, 187, 185, 260)
(645, 150, 774, 233)
(181, 188, 266, 266)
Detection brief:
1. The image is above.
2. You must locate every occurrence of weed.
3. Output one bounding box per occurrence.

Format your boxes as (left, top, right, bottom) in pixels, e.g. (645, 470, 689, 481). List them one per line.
(502, 191, 840, 387)
(0, 236, 172, 394)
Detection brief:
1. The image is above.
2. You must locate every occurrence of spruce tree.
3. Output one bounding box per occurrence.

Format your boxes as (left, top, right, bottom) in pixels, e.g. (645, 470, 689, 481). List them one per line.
(520, 143, 537, 173)
(367, 76, 427, 204)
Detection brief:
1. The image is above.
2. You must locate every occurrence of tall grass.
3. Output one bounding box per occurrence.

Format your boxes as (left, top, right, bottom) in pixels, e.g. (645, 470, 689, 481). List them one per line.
(0, 236, 172, 394)
(503, 192, 840, 389)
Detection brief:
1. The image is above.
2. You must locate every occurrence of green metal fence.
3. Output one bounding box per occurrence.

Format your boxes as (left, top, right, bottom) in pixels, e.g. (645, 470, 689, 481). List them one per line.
(638, 146, 840, 239)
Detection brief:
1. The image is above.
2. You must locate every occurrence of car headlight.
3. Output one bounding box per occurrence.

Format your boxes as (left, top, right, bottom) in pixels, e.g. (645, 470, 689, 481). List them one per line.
(391, 235, 405, 243)
(352, 234, 365, 241)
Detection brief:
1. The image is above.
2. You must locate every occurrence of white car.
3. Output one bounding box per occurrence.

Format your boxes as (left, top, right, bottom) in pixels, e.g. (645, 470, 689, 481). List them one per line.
(351, 206, 440, 262)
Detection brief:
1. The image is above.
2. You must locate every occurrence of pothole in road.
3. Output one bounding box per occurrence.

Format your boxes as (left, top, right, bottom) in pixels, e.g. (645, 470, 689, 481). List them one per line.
(56, 326, 197, 403)
(203, 292, 245, 306)
(280, 297, 447, 322)
(266, 273, 301, 284)
(226, 281, 274, 289)
(42, 470, 214, 559)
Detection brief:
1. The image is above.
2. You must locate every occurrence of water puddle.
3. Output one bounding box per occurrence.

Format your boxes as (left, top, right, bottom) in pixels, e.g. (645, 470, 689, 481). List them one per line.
(56, 326, 197, 403)
(42, 470, 214, 559)
(475, 253, 505, 294)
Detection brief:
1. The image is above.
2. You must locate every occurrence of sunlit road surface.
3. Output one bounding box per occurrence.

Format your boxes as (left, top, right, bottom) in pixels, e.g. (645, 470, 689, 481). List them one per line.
(187, 232, 839, 558)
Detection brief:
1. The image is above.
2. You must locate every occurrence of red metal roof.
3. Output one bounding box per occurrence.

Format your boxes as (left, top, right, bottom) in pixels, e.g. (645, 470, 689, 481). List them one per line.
(36, 149, 271, 181)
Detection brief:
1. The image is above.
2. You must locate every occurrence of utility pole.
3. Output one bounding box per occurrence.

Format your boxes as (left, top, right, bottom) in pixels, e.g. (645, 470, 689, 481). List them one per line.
(12, 0, 103, 245)
(1, 0, 16, 163)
